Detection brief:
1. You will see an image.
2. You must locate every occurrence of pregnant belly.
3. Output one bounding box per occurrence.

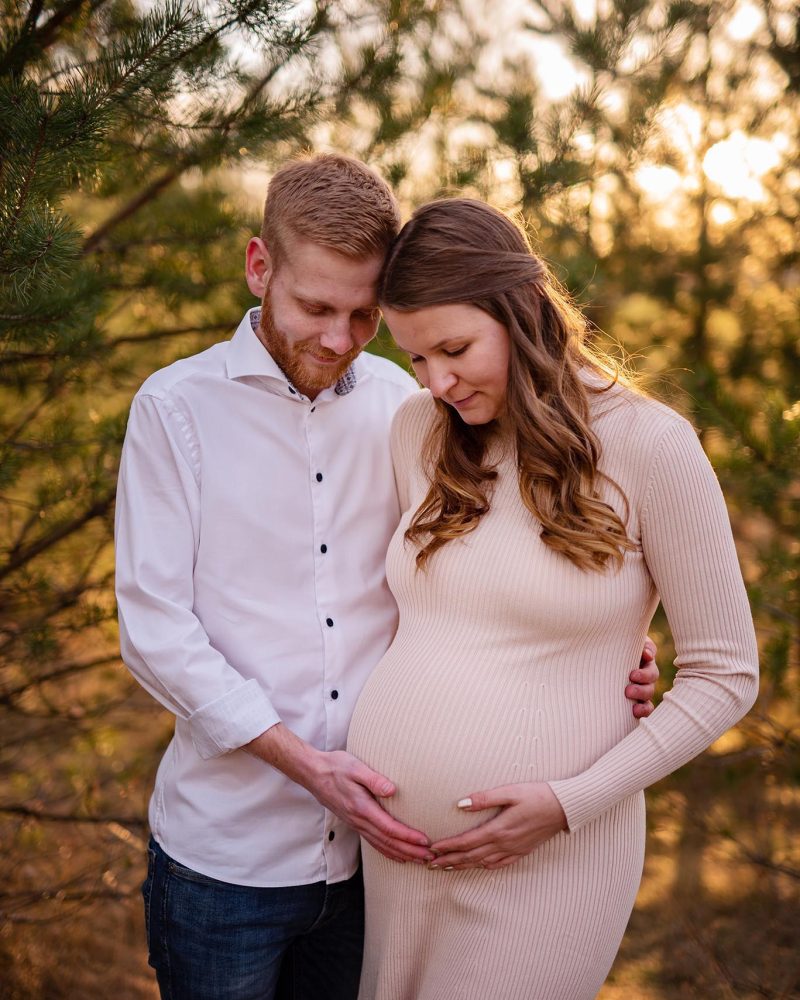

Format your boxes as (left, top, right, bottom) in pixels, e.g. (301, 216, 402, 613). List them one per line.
(347, 639, 634, 843)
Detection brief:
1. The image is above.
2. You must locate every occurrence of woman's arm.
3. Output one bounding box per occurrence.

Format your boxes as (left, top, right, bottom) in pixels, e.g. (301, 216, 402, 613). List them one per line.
(429, 417, 758, 869)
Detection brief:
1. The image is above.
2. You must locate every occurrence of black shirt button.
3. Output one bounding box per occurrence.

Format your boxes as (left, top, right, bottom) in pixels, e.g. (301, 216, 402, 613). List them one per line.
(328, 830, 335, 841)
(288, 387, 296, 394)
(331, 689, 339, 700)
(320, 544, 327, 553)
(326, 618, 334, 627)
(316, 473, 323, 482)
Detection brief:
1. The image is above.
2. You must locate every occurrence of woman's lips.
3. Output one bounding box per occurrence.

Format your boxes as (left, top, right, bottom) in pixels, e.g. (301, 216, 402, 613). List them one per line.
(450, 392, 478, 409)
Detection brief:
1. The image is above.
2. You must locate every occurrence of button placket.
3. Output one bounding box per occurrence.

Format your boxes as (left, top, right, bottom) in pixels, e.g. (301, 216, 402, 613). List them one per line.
(306, 407, 340, 752)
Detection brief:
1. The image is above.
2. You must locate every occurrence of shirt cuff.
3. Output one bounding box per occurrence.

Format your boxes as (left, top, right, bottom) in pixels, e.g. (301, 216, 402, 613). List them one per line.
(188, 679, 281, 759)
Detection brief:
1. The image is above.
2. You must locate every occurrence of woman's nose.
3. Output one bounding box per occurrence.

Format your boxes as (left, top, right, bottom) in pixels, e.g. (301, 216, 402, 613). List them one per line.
(427, 365, 458, 398)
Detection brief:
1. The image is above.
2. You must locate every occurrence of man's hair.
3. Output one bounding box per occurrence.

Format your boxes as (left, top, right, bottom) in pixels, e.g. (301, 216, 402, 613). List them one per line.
(261, 153, 401, 263)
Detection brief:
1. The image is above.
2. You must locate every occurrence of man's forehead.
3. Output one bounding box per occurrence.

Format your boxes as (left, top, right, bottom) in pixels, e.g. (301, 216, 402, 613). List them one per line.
(280, 239, 382, 308)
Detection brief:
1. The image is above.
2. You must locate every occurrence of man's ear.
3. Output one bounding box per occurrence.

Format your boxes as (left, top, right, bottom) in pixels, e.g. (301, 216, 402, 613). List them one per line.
(245, 237, 274, 298)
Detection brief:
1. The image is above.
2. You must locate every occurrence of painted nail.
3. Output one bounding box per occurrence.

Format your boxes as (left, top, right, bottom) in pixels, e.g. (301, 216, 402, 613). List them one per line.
(457, 797, 472, 809)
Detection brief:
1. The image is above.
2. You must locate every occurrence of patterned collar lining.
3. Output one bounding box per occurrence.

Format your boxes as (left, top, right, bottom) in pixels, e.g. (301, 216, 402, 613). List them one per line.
(250, 309, 358, 397)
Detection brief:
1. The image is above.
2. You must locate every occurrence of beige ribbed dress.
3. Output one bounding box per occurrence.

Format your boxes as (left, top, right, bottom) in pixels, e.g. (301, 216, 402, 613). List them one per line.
(347, 384, 758, 1000)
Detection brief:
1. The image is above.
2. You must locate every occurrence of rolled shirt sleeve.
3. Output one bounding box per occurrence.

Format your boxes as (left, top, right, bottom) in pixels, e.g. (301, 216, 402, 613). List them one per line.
(548, 419, 759, 831)
(115, 393, 280, 758)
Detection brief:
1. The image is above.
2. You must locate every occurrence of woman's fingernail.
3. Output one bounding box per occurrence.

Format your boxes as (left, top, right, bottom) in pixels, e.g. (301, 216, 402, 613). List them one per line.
(443, 866, 454, 870)
(428, 862, 439, 869)
(457, 797, 472, 809)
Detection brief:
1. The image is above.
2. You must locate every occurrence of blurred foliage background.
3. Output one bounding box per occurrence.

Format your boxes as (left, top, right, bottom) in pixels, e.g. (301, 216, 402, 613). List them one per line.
(1, 0, 798, 996)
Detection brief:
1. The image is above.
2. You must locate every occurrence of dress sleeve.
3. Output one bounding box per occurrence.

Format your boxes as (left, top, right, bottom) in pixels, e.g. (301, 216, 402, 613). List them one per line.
(115, 393, 280, 759)
(548, 418, 759, 831)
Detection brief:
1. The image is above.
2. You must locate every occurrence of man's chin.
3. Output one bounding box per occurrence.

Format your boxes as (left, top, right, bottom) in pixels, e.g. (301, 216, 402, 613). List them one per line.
(297, 355, 353, 390)
(285, 364, 338, 394)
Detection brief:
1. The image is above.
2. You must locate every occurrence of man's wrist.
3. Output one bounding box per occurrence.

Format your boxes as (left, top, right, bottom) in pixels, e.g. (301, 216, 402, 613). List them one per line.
(245, 723, 325, 792)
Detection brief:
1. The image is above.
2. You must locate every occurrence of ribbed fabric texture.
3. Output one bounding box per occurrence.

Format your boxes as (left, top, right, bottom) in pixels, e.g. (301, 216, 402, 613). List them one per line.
(347, 385, 758, 1000)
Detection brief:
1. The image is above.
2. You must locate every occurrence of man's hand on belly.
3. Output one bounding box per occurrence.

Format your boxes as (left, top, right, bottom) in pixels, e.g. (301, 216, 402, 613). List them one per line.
(246, 723, 435, 864)
(627, 637, 659, 718)
(426, 782, 569, 871)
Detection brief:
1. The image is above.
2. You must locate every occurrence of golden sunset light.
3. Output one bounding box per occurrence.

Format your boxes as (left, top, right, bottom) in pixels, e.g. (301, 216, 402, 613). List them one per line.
(2, 2, 798, 998)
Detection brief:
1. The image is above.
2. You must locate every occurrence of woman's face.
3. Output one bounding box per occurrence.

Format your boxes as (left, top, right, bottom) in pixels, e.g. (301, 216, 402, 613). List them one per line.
(382, 302, 511, 425)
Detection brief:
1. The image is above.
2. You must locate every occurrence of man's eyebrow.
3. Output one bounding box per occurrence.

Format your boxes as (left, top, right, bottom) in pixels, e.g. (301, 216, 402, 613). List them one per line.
(295, 292, 378, 312)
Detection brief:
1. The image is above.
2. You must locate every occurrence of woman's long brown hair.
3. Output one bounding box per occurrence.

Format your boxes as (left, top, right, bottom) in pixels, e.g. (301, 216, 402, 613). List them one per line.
(379, 198, 636, 572)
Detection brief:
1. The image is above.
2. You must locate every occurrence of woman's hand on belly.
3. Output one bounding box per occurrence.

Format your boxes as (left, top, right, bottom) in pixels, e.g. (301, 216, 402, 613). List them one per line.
(428, 782, 568, 871)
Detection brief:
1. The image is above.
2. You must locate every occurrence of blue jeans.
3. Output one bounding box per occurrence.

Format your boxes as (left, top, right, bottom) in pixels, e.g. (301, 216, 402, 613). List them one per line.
(143, 837, 364, 1000)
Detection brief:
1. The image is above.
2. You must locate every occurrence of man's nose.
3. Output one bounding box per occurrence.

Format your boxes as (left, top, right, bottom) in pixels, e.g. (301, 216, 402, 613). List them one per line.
(318, 317, 354, 356)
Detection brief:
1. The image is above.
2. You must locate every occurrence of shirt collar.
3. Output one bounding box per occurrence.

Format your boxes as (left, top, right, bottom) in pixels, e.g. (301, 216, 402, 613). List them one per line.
(225, 308, 360, 398)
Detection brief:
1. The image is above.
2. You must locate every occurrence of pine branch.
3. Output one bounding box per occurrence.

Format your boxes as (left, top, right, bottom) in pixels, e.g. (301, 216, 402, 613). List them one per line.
(83, 65, 307, 253)
(1, 385, 59, 447)
(0, 654, 121, 705)
(0, 0, 46, 77)
(0, 570, 117, 660)
(0, 896, 135, 923)
(4, 686, 136, 720)
(0, 804, 146, 825)
(108, 320, 235, 346)
(6, 110, 49, 243)
(32, 0, 113, 53)
(0, 489, 116, 582)
(81, 166, 181, 253)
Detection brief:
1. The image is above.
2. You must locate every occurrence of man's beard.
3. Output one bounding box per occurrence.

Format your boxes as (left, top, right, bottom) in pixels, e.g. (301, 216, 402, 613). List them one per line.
(257, 291, 360, 395)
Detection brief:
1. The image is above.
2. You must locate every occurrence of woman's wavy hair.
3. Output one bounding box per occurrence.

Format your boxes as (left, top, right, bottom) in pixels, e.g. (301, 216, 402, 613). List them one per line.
(378, 198, 636, 572)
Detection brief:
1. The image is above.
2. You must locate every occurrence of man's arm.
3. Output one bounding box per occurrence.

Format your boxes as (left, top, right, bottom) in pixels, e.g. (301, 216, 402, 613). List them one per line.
(246, 725, 434, 863)
(116, 392, 278, 757)
(117, 392, 430, 862)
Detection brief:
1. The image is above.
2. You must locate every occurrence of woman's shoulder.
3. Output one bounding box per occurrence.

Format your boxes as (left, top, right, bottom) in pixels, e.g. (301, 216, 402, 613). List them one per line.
(389, 390, 439, 491)
(391, 387, 439, 441)
(589, 378, 704, 501)
(590, 377, 692, 444)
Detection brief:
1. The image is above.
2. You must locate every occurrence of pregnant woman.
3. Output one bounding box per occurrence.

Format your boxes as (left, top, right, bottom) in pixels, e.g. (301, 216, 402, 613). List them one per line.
(347, 199, 759, 999)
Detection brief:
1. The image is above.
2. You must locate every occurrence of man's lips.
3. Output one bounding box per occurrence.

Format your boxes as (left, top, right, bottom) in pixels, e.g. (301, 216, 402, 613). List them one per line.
(306, 351, 343, 365)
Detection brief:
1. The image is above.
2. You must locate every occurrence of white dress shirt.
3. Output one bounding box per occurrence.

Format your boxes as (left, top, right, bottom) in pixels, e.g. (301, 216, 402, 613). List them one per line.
(115, 309, 417, 886)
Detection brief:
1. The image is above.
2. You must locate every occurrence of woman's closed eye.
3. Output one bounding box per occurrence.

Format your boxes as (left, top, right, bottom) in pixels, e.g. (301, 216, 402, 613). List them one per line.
(409, 346, 468, 364)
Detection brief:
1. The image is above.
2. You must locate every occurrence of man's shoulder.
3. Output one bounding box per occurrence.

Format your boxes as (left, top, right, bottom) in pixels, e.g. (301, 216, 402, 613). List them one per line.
(137, 340, 231, 401)
(357, 351, 418, 396)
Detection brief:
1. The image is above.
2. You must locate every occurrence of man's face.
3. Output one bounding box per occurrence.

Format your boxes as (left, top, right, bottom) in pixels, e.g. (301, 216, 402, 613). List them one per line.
(247, 238, 384, 399)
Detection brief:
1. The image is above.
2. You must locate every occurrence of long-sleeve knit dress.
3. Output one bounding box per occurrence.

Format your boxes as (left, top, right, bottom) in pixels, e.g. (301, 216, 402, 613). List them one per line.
(347, 384, 758, 1000)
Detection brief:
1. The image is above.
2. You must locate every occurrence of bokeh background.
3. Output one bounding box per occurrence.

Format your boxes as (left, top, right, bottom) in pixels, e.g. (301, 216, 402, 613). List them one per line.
(1, 1, 798, 996)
